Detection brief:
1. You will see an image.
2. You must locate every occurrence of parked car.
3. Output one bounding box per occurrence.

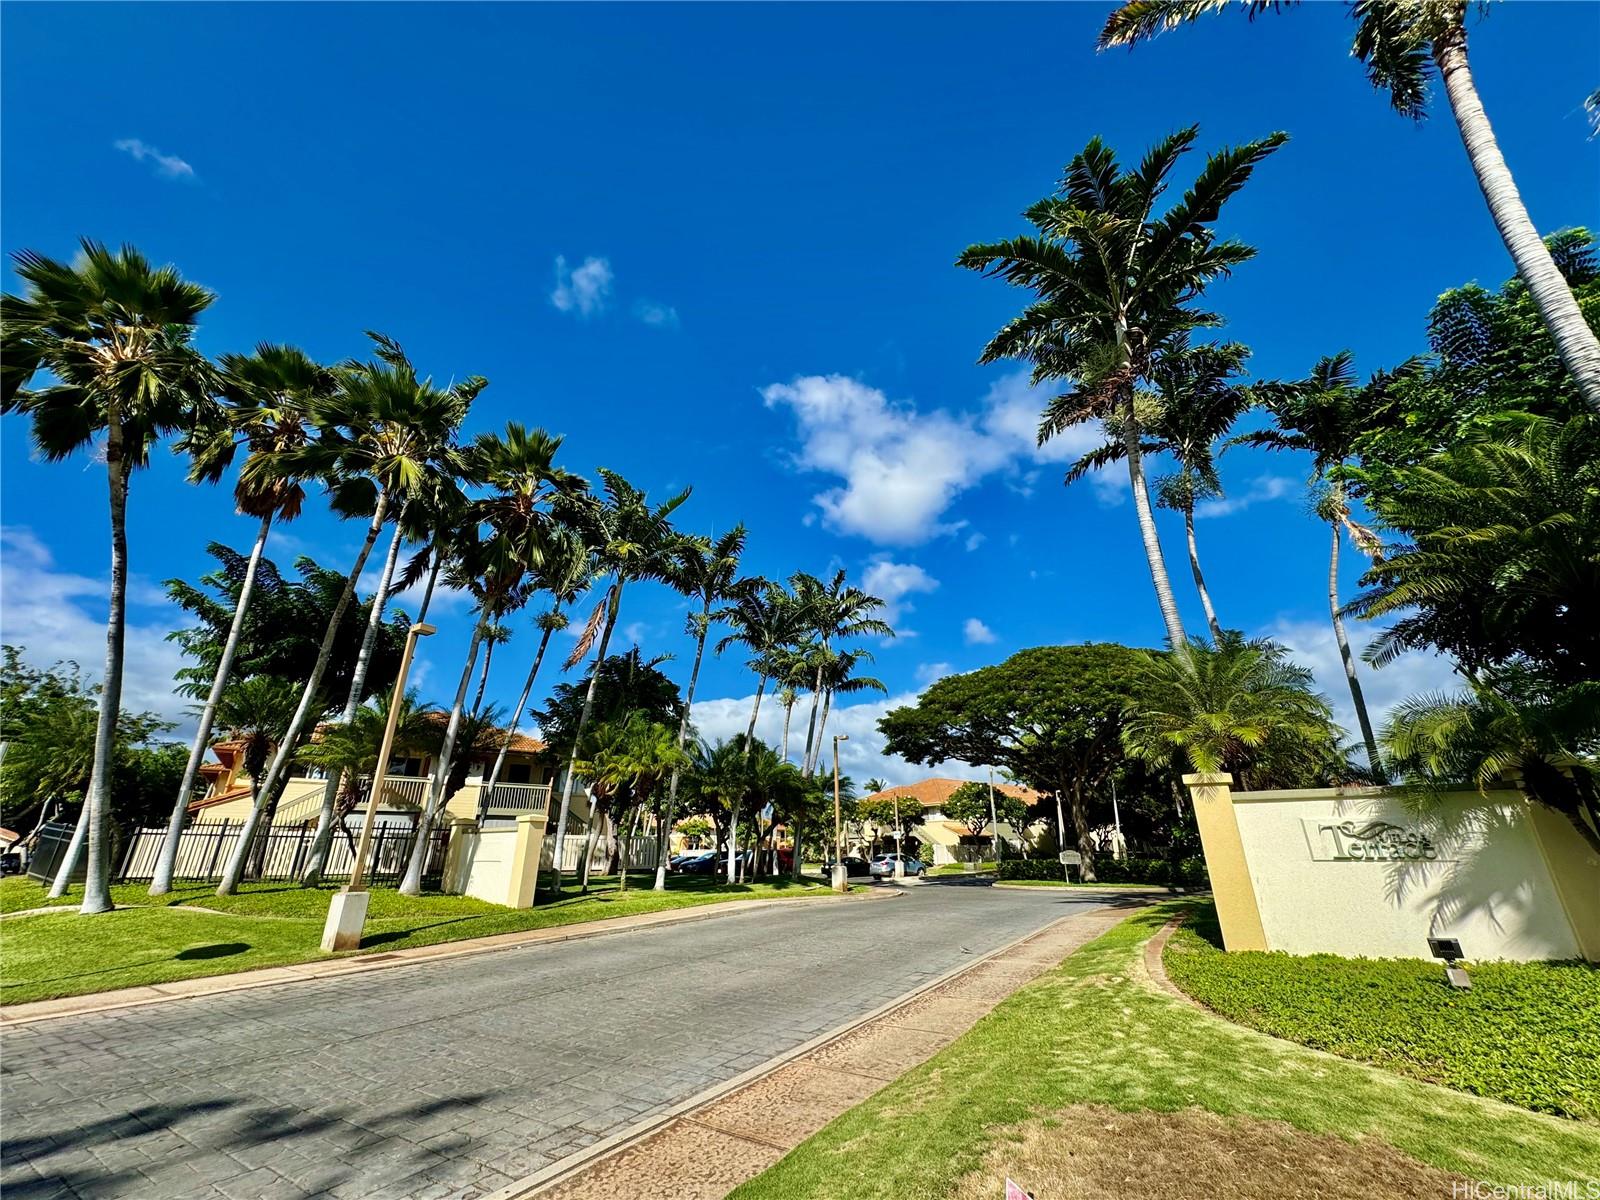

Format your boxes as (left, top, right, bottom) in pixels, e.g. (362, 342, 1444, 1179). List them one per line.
(869, 853, 925, 878)
(674, 851, 719, 875)
(820, 856, 873, 878)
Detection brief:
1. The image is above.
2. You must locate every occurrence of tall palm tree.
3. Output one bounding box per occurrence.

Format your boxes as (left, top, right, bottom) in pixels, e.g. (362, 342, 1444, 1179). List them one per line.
(1, 240, 217, 913)
(398, 424, 582, 896)
(789, 571, 892, 777)
(482, 528, 593, 796)
(959, 128, 1286, 654)
(811, 648, 888, 752)
(1065, 338, 1252, 641)
(653, 527, 749, 890)
(149, 344, 332, 896)
(715, 580, 800, 757)
(468, 623, 513, 720)
(208, 676, 301, 878)
(219, 336, 478, 895)
(1099, 0, 1600, 411)
(548, 469, 690, 893)
(1233, 353, 1385, 777)
(575, 713, 691, 894)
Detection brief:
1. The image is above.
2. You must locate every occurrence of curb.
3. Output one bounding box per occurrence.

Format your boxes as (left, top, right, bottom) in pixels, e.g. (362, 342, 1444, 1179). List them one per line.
(493, 898, 1150, 1200)
(0, 887, 895, 1028)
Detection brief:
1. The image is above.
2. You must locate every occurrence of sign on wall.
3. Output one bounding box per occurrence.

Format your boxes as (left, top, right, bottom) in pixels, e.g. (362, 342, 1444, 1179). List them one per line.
(1302, 818, 1455, 863)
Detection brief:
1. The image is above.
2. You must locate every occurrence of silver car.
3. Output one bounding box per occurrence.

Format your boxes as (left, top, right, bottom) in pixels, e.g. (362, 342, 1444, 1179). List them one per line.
(869, 853, 925, 878)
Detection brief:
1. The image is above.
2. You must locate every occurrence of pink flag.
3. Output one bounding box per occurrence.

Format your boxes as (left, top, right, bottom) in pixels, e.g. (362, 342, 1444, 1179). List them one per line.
(1004, 1179, 1031, 1200)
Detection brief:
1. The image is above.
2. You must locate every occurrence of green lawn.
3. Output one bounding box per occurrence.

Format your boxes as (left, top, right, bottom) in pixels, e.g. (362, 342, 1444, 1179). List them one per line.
(928, 862, 994, 876)
(1164, 903, 1600, 1120)
(0, 872, 845, 1006)
(731, 903, 1600, 1200)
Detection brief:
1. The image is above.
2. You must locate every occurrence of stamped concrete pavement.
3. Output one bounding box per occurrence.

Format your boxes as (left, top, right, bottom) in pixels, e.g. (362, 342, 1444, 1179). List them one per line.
(1, 882, 1117, 1200)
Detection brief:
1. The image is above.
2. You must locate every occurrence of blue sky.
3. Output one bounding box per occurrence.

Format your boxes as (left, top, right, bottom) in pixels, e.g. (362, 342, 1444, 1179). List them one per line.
(3, 2, 1597, 784)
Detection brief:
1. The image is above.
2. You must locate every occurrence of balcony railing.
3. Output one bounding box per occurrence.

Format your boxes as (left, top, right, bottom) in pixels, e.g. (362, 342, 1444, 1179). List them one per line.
(368, 776, 430, 808)
(478, 783, 551, 815)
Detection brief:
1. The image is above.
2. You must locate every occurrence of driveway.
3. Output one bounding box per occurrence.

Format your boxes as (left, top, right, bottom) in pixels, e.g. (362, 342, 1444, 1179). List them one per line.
(1, 883, 1113, 1200)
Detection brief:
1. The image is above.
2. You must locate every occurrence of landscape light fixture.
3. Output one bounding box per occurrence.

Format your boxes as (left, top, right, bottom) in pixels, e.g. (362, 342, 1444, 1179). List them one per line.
(832, 734, 848, 892)
(1428, 936, 1471, 990)
(321, 621, 436, 952)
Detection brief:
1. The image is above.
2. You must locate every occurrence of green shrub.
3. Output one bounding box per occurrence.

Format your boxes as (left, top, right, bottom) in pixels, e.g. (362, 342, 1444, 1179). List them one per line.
(916, 841, 935, 866)
(996, 855, 1207, 886)
(1164, 904, 1600, 1120)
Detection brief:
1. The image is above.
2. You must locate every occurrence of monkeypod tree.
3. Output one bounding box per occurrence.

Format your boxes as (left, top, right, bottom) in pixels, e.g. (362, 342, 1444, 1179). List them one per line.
(880, 644, 1150, 881)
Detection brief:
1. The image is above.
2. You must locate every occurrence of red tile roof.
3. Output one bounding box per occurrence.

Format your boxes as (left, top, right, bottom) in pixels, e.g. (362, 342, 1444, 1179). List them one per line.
(866, 777, 1040, 809)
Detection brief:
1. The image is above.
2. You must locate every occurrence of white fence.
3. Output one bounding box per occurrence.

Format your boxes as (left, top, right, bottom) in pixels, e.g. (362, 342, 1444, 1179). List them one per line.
(544, 833, 660, 873)
(116, 819, 446, 884)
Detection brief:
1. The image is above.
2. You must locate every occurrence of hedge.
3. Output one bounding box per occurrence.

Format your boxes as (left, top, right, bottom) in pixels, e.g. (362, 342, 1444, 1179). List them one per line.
(996, 854, 1209, 887)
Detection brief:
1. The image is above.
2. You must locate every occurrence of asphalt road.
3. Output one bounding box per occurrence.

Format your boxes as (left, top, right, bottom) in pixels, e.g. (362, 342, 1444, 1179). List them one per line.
(1, 882, 1110, 1200)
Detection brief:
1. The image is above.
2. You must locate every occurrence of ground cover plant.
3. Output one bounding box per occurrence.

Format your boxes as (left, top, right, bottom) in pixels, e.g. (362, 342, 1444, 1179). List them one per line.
(1163, 903, 1600, 1120)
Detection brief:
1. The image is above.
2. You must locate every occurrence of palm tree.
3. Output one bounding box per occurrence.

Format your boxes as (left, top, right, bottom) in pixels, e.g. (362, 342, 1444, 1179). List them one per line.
(1233, 353, 1385, 776)
(1065, 338, 1252, 641)
(789, 571, 892, 777)
(1123, 635, 1345, 791)
(149, 344, 332, 896)
(482, 528, 593, 797)
(295, 689, 441, 854)
(1099, 1, 1600, 411)
(468, 623, 513, 720)
(548, 470, 690, 894)
(715, 580, 801, 758)
(959, 128, 1286, 654)
(219, 335, 478, 895)
(399, 424, 581, 895)
(811, 648, 888, 752)
(653, 527, 749, 890)
(1, 240, 217, 913)
(208, 676, 301, 878)
(575, 713, 691, 894)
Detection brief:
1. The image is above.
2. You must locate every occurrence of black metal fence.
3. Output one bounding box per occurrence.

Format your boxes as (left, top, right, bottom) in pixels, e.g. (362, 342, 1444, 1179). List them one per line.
(27, 822, 83, 885)
(112, 820, 451, 886)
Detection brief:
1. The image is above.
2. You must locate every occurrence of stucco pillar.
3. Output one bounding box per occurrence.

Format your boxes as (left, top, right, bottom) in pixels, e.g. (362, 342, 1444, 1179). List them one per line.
(506, 813, 545, 910)
(441, 818, 478, 896)
(1184, 772, 1268, 952)
(1526, 805, 1600, 963)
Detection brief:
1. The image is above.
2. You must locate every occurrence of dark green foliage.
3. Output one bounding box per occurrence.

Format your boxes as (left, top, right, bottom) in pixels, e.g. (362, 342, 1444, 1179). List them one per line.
(166, 543, 409, 709)
(1165, 904, 1600, 1120)
(532, 648, 684, 764)
(997, 855, 1207, 887)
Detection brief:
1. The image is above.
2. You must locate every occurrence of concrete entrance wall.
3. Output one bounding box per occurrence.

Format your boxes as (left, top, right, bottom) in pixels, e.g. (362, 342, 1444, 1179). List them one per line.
(1186, 773, 1599, 963)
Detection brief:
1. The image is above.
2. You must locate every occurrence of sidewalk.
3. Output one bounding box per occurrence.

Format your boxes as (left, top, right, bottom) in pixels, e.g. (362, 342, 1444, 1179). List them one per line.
(0, 887, 896, 1027)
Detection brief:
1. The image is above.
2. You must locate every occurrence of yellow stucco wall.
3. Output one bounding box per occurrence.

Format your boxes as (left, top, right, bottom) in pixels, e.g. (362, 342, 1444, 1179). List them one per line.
(1184, 773, 1267, 952)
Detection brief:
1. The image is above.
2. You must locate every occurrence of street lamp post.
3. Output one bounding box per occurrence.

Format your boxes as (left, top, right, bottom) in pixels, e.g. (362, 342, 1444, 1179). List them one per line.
(321, 622, 435, 952)
(987, 766, 1000, 866)
(893, 792, 904, 880)
(832, 734, 848, 892)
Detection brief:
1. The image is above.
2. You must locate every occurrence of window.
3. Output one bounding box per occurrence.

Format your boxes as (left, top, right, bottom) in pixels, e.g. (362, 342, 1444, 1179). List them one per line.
(506, 763, 532, 785)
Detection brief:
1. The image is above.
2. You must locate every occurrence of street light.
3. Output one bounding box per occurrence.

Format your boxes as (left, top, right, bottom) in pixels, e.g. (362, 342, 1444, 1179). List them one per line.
(987, 766, 1001, 866)
(832, 734, 848, 892)
(893, 791, 904, 880)
(321, 621, 435, 952)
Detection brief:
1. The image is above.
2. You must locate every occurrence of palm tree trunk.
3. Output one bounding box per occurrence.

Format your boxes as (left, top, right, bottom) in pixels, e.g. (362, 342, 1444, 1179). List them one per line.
(75, 437, 132, 914)
(1329, 523, 1383, 779)
(549, 579, 623, 897)
(1183, 506, 1224, 643)
(1121, 397, 1189, 652)
(217, 491, 391, 896)
(1434, 19, 1600, 411)
(743, 673, 768, 749)
(580, 799, 606, 893)
(655, 607, 710, 891)
(398, 617, 488, 895)
(300, 514, 406, 886)
(800, 659, 825, 777)
(815, 689, 834, 754)
(150, 511, 274, 897)
(781, 698, 794, 761)
(47, 800, 90, 900)
(726, 803, 739, 884)
(484, 620, 557, 794)
(414, 551, 443, 624)
(469, 635, 496, 720)
(790, 814, 804, 880)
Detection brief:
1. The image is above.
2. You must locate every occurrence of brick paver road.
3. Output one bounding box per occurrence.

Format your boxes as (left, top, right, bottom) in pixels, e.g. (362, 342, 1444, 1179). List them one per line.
(1, 882, 1113, 1200)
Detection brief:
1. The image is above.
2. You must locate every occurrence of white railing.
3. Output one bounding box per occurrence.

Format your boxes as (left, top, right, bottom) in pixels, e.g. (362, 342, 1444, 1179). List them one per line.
(367, 776, 430, 808)
(478, 783, 551, 814)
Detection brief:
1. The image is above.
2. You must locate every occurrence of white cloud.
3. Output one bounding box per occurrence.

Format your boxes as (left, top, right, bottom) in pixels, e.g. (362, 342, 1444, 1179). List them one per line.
(634, 300, 680, 329)
(962, 617, 997, 646)
(1260, 615, 1460, 749)
(688, 687, 972, 788)
(113, 137, 195, 180)
(1196, 474, 1298, 519)
(550, 255, 614, 317)
(860, 557, 938, 634)
(0, 526, 194, 734)
(964, 532, 986, 552)
(915, 662, 953, 685)
(763, 369, 1122, 545)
